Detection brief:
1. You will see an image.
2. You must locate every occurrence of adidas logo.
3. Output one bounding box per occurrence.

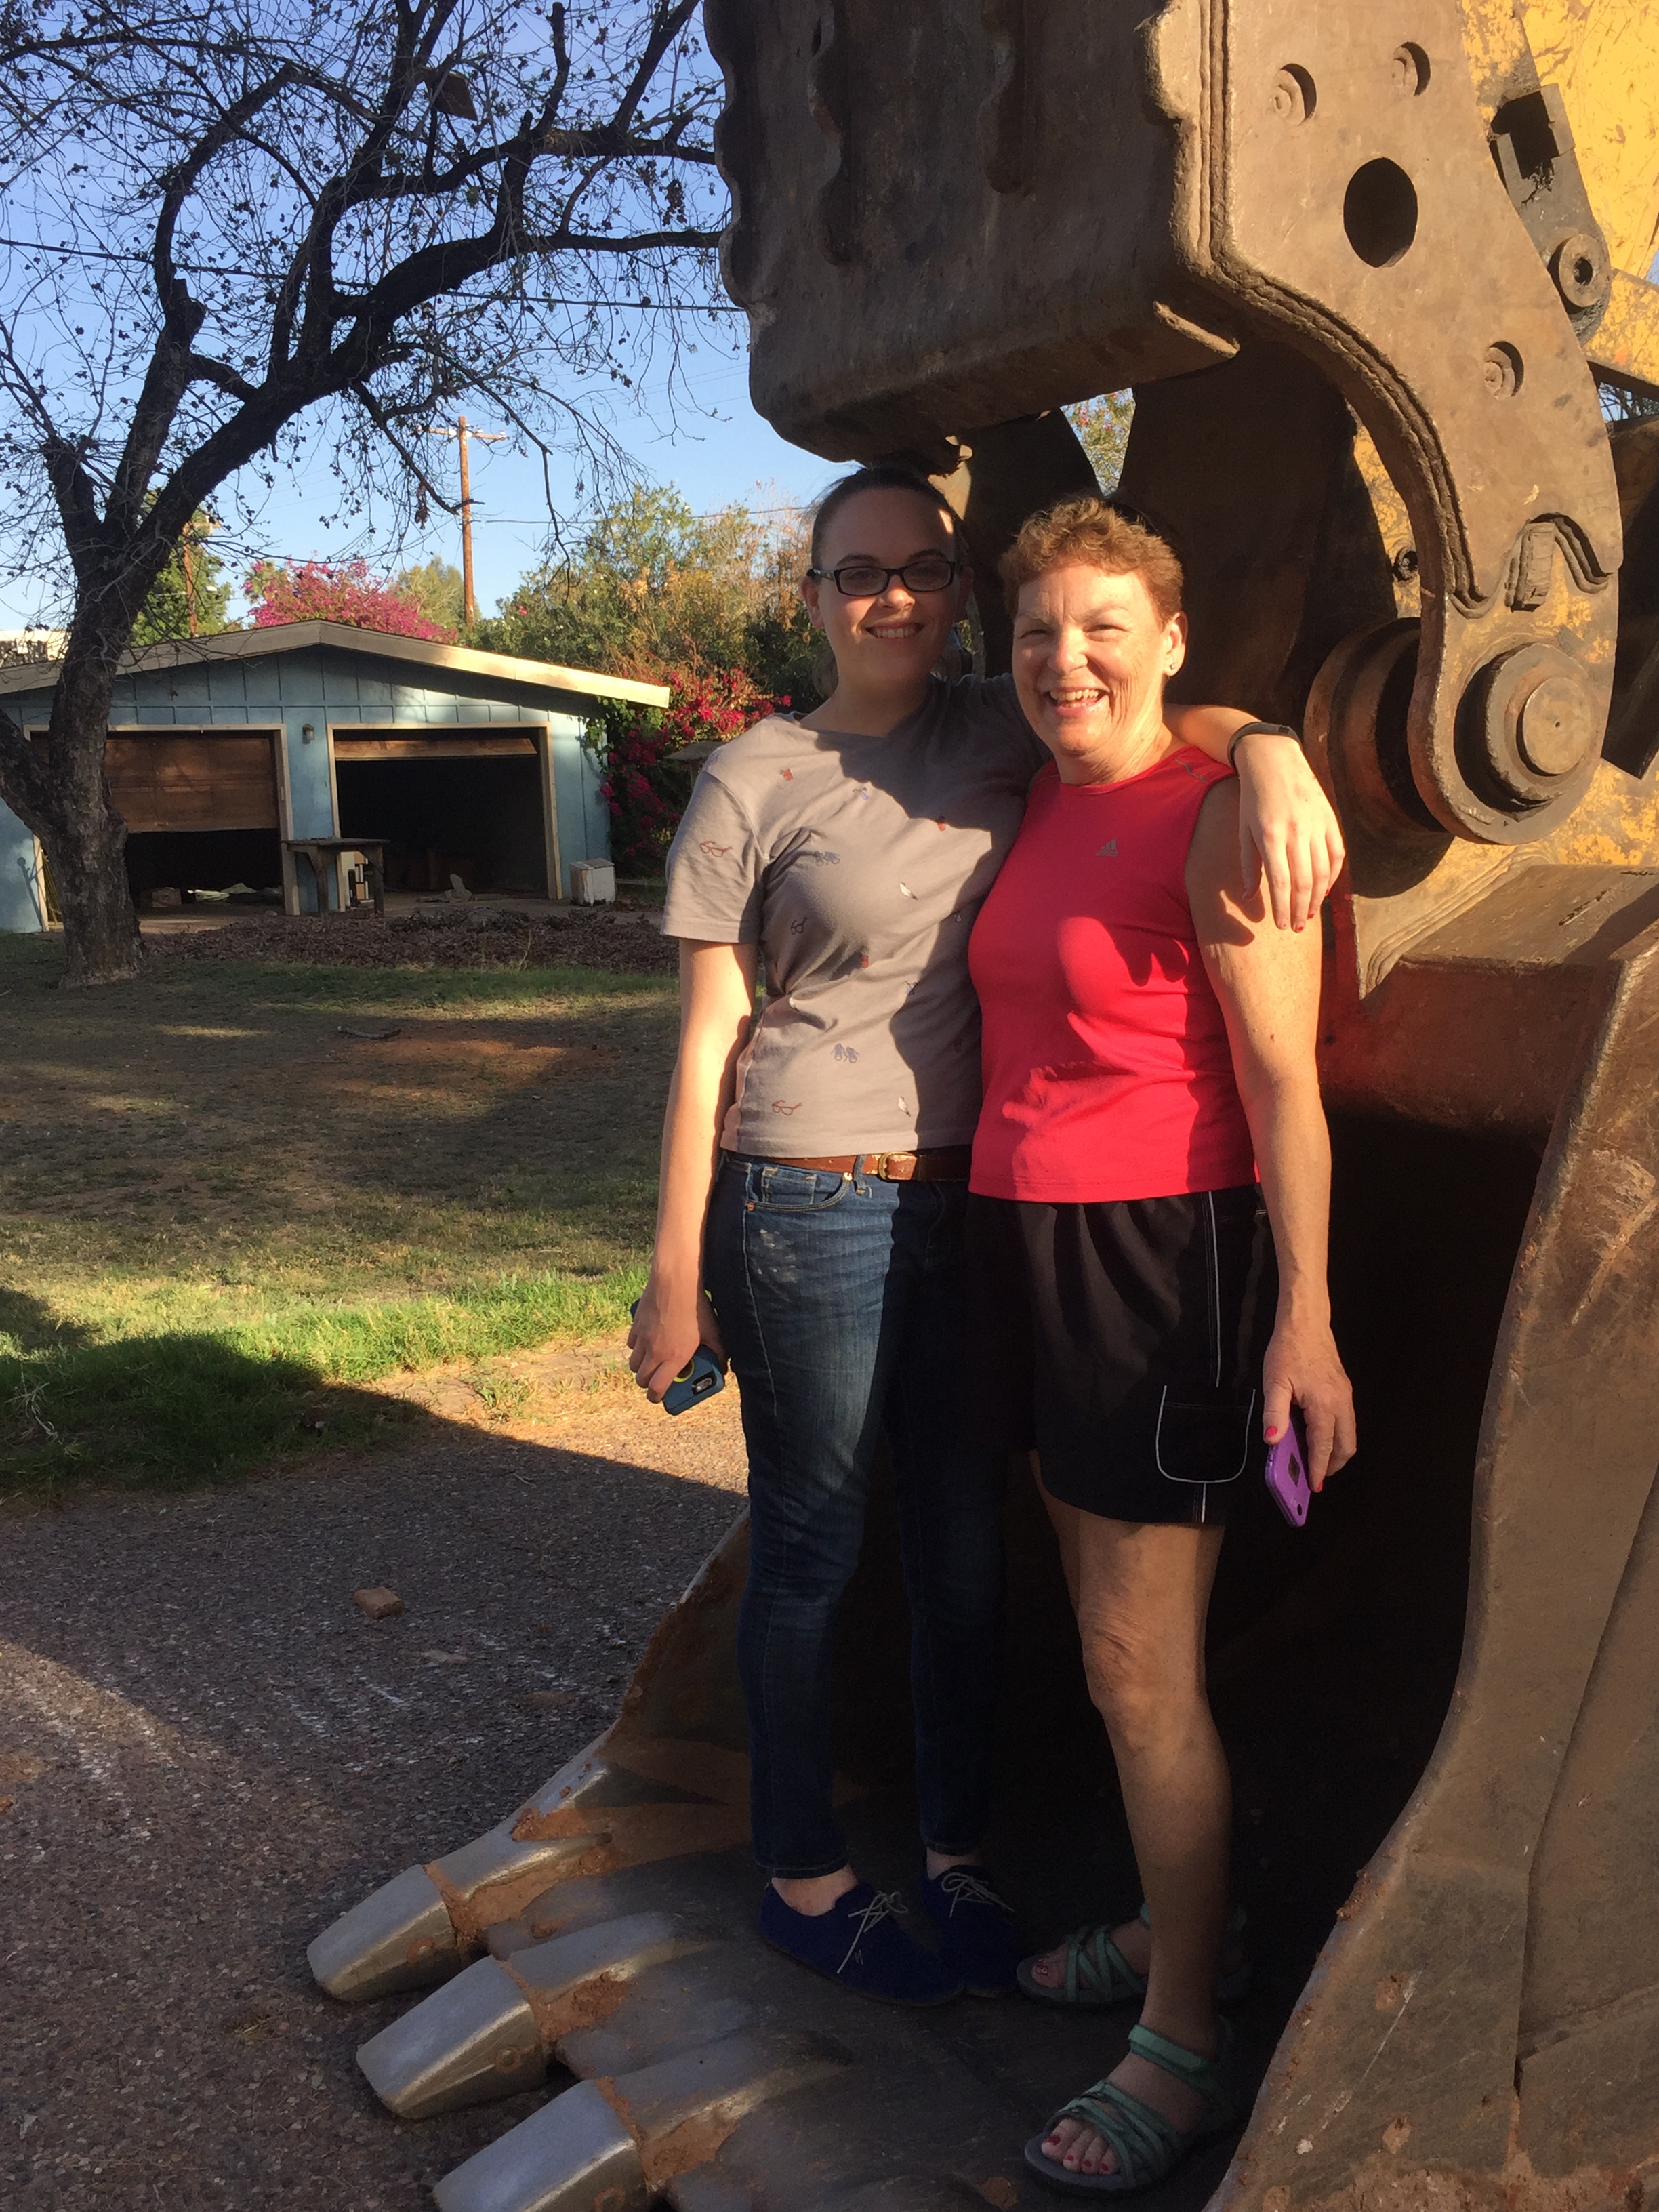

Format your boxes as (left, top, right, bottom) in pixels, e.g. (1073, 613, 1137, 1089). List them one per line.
(1097, 840, 1118, 857)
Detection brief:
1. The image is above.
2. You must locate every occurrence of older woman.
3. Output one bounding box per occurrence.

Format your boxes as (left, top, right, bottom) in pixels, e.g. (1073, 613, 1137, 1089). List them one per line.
(965, 498, 1356, 2191)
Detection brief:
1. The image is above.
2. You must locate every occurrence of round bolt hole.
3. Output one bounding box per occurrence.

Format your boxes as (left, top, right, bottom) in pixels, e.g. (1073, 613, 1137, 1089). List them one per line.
(1551, 230, 1609, 310)
(1272, 64, 1316, 123)
(1390, 43, 1430, 95)
(1391, 546, 1419, 583)
(1482, 342, 1523, 398)
(1343, 158, 1418, 268)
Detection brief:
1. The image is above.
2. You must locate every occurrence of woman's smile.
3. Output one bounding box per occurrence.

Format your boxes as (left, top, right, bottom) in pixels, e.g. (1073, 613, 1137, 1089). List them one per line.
(1014, 560, 1187, 782)
(1042, 682, 1111, 716)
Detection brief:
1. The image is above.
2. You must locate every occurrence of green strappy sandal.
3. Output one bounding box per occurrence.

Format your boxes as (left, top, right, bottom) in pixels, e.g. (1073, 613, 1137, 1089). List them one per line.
(1015, 1903, 1251, 2009)
(1023, 2019, 1240, 2196)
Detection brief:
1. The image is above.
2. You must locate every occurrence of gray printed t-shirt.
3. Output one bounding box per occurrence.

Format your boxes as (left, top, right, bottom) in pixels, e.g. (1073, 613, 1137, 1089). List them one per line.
(661, 674, 1044, 1155)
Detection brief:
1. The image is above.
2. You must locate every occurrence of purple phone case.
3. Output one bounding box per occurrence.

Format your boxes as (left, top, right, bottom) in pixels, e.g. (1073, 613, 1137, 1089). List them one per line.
(1265, 1408, 1312, 1527)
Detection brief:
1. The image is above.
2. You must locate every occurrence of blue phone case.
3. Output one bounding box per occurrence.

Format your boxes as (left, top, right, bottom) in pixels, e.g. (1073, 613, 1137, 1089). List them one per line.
(662, 1347, 726, 1416)
(630, 1303, 726, 1416)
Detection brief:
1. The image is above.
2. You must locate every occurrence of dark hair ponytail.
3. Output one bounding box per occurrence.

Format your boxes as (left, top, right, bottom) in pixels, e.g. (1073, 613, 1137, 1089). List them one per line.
(808, 464, 960, 571)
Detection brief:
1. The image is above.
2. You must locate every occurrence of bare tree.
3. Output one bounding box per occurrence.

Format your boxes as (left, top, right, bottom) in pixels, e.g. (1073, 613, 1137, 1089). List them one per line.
(0, 0, 726, 982)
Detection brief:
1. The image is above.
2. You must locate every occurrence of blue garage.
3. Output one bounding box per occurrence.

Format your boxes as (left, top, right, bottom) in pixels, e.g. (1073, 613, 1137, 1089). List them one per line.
(0, 622, 665, 930)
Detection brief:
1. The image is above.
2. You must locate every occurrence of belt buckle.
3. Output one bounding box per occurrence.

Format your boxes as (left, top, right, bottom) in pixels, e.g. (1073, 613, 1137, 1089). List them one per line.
(871, 1151, 913, 1181)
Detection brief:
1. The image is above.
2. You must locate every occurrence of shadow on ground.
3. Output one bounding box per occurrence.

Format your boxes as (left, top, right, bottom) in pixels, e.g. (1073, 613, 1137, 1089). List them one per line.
(0, 1412, 745, 2212)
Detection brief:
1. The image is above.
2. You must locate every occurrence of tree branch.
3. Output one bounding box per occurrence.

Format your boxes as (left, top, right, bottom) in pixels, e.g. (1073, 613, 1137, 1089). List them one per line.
(186, 353, 260, 405)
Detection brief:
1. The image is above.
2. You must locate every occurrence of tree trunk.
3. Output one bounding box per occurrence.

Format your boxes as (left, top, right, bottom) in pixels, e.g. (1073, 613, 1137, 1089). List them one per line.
(51, 653, 141, 985)
(0, 647, 144, 987)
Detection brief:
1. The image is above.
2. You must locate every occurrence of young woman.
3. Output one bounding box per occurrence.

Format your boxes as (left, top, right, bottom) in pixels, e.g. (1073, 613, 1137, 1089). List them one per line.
(626, 465, 1345, 2007)
(964, 496, 1356, 2190)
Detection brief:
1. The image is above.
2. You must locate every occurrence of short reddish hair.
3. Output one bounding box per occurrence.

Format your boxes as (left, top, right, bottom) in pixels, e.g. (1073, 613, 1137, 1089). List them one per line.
(1000, 497, 1184, 623)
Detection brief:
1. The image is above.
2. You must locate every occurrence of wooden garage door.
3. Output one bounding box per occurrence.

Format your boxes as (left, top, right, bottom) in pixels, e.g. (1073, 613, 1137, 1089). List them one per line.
(104, 731, 279, 833)
(332, 731, 538, 759)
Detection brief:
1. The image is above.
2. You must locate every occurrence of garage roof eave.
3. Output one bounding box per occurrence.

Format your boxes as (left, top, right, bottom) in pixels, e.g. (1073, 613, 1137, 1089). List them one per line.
(0, 621, 671, 708)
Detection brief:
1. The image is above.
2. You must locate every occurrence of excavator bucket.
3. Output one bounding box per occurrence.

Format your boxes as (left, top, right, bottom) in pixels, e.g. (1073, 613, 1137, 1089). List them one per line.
(310, 3, 1659, 2205)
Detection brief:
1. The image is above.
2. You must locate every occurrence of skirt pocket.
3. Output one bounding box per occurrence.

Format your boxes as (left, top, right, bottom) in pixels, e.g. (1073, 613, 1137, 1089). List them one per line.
(1153, 1385, 1258, 1487)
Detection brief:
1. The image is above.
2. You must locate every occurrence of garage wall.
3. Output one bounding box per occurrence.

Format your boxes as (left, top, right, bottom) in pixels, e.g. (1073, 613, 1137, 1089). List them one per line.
(547, 712, 612, 897)
(0, 680, 55, 931)
(0, 637, 632, 929)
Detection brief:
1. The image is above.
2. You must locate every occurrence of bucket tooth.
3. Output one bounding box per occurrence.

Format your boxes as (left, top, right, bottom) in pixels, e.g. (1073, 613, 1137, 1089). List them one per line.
(307, 1750, 617, 2001)
(307, 1864, 462, 2002)
(560, 1994, 757, 2087)
(576, 2027, 848, 2192)
(432, 1822, 602, 1903)
(436, 2030, 848, 2211)
(311, 1523, 752, 2005)
(432, 2076, 649, 2212)
(508, 1911, 718, 2040)
(359, 1957, 546, 2119)
(359, 1912, 719, 2121)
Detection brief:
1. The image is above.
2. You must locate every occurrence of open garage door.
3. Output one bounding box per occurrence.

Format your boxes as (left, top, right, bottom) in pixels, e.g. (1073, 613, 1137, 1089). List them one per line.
(101, 729, 284, 907)
(333, 727, 550, 896)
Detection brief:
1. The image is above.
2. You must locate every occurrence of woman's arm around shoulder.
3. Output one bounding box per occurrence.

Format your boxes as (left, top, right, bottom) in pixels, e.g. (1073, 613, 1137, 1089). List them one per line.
(627, 939, 758, 1404)
(1186, 779, 1357, 1490)
(1167, 703, 1345, 937)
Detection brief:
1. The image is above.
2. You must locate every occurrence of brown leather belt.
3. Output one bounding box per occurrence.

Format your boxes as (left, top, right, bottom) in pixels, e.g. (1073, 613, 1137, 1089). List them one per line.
(728, 1146, 974, 1183)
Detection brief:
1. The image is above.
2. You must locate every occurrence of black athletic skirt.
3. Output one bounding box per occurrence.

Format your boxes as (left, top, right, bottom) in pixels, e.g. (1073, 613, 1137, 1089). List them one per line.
(964, 1185, 1277, 1528)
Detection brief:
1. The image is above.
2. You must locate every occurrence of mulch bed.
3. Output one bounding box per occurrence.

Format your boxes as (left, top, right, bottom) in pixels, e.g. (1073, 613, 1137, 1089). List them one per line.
(148, 903, 680, 976)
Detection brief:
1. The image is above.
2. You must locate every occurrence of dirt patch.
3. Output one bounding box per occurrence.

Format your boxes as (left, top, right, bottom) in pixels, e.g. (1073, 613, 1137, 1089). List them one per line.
(148, 905, 679, 976)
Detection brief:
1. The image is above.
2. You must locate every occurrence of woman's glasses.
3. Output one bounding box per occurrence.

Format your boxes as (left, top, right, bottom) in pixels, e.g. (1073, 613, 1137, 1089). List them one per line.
(806, 556, 960, 597)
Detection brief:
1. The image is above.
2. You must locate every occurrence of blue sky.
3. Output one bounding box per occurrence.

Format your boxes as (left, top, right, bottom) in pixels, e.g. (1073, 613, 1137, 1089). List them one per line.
(369, 340, 834, 619)
(0, 310, 835, 631)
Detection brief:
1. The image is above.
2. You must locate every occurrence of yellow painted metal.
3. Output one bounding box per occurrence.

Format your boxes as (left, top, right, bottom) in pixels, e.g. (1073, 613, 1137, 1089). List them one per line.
(1455, 5, 1659, 390)
(1520, 0, 1659, 278)
(1587, 270, 1659, 397)
(1458, 0, 1535, 109)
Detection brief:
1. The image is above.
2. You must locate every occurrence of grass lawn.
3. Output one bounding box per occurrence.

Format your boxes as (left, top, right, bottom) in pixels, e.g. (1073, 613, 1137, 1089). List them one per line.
(0, 932, 677, 1496)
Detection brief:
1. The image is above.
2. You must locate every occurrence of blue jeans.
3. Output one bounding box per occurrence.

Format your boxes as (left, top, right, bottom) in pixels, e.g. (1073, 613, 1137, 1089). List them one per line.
(704, 1154, 1006, 1879)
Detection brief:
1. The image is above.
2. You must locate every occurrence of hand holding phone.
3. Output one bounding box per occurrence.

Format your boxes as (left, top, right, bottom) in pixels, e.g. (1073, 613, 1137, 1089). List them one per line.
(629, 1300, 726, 1416)
(1265, 1406, 1312, 1527)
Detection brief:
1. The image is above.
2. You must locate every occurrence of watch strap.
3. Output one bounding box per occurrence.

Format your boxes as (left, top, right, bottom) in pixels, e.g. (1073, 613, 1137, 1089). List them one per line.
(1226, 719, 1301, 769)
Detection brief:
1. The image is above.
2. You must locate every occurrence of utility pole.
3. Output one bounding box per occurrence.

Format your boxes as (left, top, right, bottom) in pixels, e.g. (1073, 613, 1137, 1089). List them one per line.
(427, 415, 505, 628)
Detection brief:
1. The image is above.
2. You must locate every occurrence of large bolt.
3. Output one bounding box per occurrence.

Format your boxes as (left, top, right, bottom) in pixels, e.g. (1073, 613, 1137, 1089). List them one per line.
(1481, 343, 1522, 398)
(1272, 65, 1315, 123)
(1515, 671, 1595, 777)
(1550, 231, 1610, 313)
(1471, 642, 1598, 806)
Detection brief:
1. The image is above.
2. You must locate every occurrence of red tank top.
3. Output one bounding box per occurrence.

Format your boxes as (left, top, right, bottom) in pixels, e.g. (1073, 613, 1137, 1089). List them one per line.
(968, 747, 1256, 1203)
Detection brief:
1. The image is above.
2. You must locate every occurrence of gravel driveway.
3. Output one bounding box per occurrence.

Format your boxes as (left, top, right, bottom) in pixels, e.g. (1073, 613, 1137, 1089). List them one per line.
(0, 1385, 747, 2210)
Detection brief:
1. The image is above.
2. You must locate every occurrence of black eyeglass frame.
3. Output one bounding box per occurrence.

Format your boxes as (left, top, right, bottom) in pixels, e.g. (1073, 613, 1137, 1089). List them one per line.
(804, 556, 964, 598)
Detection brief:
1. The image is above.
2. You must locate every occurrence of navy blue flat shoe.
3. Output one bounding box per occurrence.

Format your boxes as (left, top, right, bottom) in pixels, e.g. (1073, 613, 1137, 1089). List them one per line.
(921, 1866, 1023, 1996)
(760, 1882, 963, 2006)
